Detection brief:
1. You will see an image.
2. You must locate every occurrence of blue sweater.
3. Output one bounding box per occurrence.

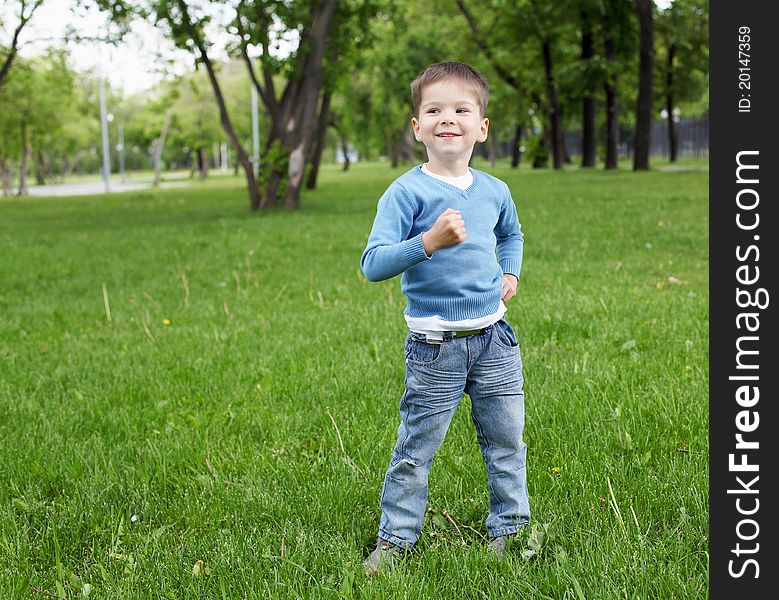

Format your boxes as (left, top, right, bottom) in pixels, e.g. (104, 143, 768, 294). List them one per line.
(361, 165, 523, 321)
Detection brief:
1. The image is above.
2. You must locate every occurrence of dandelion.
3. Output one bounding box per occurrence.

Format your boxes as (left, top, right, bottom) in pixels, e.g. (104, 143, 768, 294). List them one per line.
(551, 466, 561, 475)
(163, 319, 171, 326)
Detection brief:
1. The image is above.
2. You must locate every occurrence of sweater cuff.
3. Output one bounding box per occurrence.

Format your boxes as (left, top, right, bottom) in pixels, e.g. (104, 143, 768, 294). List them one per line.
(500, 259, 521, 280)
(404, 233, 432, 265)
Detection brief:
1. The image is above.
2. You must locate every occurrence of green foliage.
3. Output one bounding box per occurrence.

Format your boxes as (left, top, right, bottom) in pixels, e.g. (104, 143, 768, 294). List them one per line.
(522, 134, 549, 166)
(656, 0, 709, 116)
(259, 137, 289, 194)
(1, 0, 710, 184)
(0, 49, 92, 182)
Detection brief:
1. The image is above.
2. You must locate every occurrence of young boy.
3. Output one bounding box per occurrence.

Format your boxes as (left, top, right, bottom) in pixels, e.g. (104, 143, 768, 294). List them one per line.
(360, 61, 529, 575)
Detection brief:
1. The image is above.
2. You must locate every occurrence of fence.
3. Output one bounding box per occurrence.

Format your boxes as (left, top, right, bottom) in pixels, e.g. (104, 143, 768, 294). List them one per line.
(562, 115, 709, 160)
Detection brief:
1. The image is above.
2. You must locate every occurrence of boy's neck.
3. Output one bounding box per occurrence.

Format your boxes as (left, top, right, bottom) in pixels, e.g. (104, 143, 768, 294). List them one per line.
(425, 158, 471, 178)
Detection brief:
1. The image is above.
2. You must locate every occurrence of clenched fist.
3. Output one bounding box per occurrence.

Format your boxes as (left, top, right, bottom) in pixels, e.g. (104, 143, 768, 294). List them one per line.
(422, 208, 466, 256)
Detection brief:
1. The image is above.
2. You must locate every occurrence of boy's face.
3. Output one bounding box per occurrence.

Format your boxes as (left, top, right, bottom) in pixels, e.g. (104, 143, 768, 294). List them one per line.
(411, 80, 489, 167)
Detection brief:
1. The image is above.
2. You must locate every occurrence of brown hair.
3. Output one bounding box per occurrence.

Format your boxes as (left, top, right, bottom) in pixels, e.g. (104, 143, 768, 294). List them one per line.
(410, 61, 489, 118)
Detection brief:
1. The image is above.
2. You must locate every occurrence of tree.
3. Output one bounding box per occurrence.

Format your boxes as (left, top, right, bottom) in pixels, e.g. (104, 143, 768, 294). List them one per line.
(171, 72, 223, 180)
(578, 0, 597, 167)
(95, 0, 260, 208)
(0, 0, 45, 89)
(344, 0, 466, 169)
(656, 0, 707, 162)
(306, 1, 379, 187)
(456, 0, 576, 170)
(0, 50, 78, 195)
(633, 0, 654, 170)
(235, 0, 338, 209)
(598, 0, 635, 169)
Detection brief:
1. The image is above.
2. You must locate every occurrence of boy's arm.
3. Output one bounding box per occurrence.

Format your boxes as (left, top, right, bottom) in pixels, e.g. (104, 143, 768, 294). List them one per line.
(495, 186, 524, 281)
(360, 186, 430, 282)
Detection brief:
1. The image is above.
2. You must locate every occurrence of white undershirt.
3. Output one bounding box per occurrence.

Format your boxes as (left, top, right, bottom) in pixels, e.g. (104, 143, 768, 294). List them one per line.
(421, 163, 473, 190)
(406, 164, 506, 339)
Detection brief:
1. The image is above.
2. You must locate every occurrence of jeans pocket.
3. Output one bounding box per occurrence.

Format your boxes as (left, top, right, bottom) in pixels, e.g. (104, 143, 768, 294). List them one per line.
(405, 335, 442, 364)
(492, 319, 518, 348)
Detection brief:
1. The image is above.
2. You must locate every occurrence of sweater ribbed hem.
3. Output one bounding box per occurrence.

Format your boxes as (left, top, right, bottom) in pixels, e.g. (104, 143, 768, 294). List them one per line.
(404, 233, 431, 264)
(404, 289, 502, 322)
(500, 259, 522, 279)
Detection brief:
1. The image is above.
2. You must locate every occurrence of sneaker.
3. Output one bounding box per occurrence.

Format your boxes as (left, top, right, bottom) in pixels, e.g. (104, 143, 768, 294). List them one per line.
(363, 540, 402, 576)
(486, 535, 512, 560)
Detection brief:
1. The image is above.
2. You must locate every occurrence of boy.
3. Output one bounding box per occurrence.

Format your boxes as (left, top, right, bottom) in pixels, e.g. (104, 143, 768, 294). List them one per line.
(360, 61, 529, 575)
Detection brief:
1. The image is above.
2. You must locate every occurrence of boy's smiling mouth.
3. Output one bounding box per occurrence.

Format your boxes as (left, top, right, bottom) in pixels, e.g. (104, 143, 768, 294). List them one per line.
(435, 132, 461, 138)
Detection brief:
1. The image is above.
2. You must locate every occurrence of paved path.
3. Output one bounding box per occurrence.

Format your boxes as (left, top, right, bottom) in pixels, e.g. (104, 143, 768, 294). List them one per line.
(27, 180, 190, 197)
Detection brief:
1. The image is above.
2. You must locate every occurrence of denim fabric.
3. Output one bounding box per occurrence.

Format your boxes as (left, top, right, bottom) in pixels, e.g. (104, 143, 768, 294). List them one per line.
(377, 318, 529, 549)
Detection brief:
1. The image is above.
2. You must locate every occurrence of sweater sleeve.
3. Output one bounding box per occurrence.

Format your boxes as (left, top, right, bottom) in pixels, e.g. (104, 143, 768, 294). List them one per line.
(360, 184, 431, 282)
(495, 184, 524, 279)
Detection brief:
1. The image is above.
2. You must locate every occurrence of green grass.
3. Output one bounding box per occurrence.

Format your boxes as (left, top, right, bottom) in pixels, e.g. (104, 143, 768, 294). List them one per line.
(0, 159, 708, 598)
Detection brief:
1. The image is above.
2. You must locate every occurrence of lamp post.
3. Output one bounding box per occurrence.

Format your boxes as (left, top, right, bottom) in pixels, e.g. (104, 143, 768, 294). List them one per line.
(250, 57, 260, 177)
(99, 74, 111, 193)
(117, 122, 126, 184)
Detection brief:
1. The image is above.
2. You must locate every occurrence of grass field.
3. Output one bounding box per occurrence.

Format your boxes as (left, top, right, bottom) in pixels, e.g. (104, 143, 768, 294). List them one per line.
(0, 159, 708, 598)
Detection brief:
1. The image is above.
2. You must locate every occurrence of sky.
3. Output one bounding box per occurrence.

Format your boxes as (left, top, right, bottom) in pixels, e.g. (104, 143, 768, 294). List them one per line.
(5, 1, 217, 95)
(4, 0, 674, 96)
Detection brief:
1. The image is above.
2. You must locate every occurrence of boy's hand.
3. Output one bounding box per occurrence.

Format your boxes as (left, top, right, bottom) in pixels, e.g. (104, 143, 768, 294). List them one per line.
(422, 208, 466, 255)
(502, 274, 518, 301)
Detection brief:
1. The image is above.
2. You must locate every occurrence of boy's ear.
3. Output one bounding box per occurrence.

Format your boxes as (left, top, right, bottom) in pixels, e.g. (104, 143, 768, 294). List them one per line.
(478, 117, 489, 143)
(411, 117, 421, 141)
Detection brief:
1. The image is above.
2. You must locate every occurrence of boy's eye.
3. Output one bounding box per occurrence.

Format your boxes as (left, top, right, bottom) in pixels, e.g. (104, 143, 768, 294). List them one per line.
(427, 108, 439, 113)
(457, 109, 469, 113)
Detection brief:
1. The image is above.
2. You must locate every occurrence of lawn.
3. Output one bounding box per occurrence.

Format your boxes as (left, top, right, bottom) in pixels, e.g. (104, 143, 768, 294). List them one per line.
(0, 159, 708, 598)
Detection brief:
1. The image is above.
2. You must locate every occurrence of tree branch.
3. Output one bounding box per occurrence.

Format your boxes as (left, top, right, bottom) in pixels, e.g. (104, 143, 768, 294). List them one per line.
(0, 0, 45, 88)
(454, 0, 525, 94)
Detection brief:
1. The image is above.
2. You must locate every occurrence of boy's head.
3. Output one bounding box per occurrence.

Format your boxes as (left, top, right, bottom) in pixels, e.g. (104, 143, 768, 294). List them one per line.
(411, 61, 489, 119)
(410, 61, 490, 166)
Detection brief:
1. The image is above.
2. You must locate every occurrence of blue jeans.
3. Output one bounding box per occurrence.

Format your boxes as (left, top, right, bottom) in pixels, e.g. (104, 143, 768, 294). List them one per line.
(377, 318, 529, 549)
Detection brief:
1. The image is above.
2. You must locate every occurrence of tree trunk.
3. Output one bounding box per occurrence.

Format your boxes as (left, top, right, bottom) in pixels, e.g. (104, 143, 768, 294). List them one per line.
(388, 131, 399, 168)
(582, 95, 596, 167)
(62, 156, 73, 179)
(541, 39, 564, 170)
(604, 30, 619, 170)
(337, 126, 351, 172)
(189, 151, 197, 178)
(17, 119, 30, 196)
(665, 42, 678, 162)
(282, 0, 338, 210)
(634, 0, 654, 171)
(580, 7, 596, 168)
(0, 0, 45, 89)
(306, 89, 332, 189)
(35, 148, 47, 185)
(1, 158, 13, 196)
(604, 83, 620, 169)
(403, 131, 422, 163)
(511, 124, 523, 168)
(153, 110, 171, 187)
(532, 129, 551, 169)
(181, 2, 260, 211)
(198, 147, 208, 180)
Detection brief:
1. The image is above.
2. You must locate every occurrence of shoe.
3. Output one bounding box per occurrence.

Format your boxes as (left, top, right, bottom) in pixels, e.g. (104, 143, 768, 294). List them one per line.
(486, 535, 511, 560)
(363, 540, 402, 576)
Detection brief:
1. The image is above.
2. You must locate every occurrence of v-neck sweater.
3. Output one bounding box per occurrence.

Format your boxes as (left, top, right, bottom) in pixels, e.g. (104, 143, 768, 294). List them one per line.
(360, 165, 523, 322)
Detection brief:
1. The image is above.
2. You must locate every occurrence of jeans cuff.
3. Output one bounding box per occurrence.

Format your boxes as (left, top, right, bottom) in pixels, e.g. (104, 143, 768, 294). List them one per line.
(487, 522, 529, 539)
(378, 530, 415, 551)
